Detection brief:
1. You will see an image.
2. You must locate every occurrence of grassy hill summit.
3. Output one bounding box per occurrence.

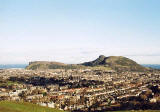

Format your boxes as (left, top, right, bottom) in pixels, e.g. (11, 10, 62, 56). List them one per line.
(81, 55, 148, 72)
(26, 55, 149, 72)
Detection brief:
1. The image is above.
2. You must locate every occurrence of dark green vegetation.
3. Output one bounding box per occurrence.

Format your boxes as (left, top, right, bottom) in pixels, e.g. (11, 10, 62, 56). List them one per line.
(0, 101, 65, 112)
(26, 55, 149, 72)
(0, 81, 18, 87)
(0, 77, 19, 87)
(9, 76, 104, 87)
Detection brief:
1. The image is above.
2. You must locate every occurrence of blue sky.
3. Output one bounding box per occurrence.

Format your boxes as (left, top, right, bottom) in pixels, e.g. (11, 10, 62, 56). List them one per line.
(0, 0, 160, 64)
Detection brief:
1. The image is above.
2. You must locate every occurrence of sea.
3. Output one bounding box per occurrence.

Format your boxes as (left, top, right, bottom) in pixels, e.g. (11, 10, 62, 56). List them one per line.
(0, 64, 28, 69)
(142, 64, 160, 69)
(0, 64, 160, 69)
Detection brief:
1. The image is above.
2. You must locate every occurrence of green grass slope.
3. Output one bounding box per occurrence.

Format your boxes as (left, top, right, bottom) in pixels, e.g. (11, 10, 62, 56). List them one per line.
(0, 101, 159, 112)
(110, 110, 160, 112)
(0, 101, 66, 112)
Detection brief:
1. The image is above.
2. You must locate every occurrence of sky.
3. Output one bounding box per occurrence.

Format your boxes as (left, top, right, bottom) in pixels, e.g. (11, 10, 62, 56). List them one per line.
(0, 0, 160, 64)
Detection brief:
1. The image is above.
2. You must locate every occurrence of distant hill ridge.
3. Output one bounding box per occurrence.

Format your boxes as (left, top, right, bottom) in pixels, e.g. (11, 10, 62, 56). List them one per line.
(81, 55, 148, 71)
(26, 61, 85, 70)
(29, 61, 66, 66)
(26, 55, 148, 72)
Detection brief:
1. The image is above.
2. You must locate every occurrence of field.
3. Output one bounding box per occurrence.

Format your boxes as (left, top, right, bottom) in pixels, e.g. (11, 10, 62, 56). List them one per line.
(0, 101, 65, 112)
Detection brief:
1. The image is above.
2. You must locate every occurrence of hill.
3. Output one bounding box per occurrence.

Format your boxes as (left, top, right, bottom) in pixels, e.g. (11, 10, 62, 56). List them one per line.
(81, 55, 148, 72)
(26, 61, 66, 70)
(0, 101, 66, 112)
(26, 61, 85, 70)
(26, 55, 149, 72)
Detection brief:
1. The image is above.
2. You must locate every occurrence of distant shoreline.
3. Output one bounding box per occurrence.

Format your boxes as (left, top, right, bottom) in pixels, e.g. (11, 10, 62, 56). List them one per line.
(142, 64, 160, 69)
(0, 64, 28, 69)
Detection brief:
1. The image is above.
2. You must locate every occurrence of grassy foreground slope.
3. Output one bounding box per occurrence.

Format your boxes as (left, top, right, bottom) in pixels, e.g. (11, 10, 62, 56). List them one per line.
(0, 101, 159, 112)
(112, 110, 160, 112)
(0, 101, 65, 112)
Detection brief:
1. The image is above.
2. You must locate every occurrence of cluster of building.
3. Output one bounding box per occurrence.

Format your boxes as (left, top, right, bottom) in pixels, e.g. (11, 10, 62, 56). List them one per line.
(0, 68, 160, 111)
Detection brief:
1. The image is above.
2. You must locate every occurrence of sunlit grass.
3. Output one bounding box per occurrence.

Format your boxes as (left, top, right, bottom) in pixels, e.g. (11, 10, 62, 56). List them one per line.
(0, 101, 66, 112)
(108, 110, 160, 112)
